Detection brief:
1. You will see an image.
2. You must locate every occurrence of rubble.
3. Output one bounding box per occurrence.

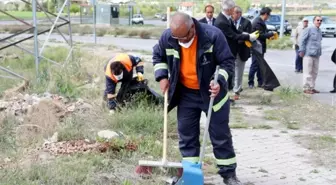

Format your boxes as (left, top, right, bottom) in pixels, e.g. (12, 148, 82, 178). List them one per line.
(0, 92, 93, 122)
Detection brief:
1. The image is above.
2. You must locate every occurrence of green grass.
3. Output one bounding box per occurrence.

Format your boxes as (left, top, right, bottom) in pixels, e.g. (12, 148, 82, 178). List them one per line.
(267, 36, 293, 50)
(0, 11, 47, 20)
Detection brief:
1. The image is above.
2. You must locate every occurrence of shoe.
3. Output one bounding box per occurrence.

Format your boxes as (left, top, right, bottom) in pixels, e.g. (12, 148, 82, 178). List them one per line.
(312, 89, 320, 93)
(295, 70, 299, 73)
(300, 70, 303, 73)
(330, 89, 336, 93)
(248, 85, 254, 89)
(257, 84, 263, 88)
(303, 90, 314, 94)
(224, 176, 243, 185)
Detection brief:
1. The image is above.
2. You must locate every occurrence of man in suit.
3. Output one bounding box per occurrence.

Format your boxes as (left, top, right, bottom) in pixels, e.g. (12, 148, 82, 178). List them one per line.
(231, 6, 252, 100)
(248, 7, 275, 89)
(214, 0, 258, 91)
(198, 5, 216, 26)
(331, 48, 336, 93)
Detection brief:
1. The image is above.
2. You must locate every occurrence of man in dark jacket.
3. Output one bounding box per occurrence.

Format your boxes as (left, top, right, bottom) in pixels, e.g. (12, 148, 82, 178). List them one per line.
(214, 0, 258, 91)
(231, 6, 252, 100)
(331, 48, 336, 93)
(248, 7, 275, 88)
(153, 11, 242, 185)
(199, 4, 216, 26)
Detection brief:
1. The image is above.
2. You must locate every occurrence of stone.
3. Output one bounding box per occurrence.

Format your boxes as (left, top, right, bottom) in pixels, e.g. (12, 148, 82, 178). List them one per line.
(97, 130, 119, 140)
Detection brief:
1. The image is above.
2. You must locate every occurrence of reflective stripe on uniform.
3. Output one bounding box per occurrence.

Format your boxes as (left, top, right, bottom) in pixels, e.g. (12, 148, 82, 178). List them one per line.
(154, 63, 168, 72)
(183, 157, 199, 163)
(205, 45, 213, 53)
(216, 157, 236, 166)
(218, 68, 229, 81)
(213, 93, 229, 112)
(166, 48, 180, 59)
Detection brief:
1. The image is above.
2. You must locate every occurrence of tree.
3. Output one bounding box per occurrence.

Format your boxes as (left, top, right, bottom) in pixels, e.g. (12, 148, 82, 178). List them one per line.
(48, 0, 56, 12)
(235, 0, 251, 12)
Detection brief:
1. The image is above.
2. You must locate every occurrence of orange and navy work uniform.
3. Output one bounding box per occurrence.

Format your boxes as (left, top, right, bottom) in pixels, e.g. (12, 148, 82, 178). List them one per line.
(104, 53, 144, 96)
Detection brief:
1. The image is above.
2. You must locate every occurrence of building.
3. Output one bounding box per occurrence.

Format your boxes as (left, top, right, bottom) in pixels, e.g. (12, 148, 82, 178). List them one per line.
(178, 2, 194, 17)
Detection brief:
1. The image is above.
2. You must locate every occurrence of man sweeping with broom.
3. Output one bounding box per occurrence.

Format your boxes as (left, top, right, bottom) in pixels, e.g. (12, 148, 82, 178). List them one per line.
(150, 12, 242, 185)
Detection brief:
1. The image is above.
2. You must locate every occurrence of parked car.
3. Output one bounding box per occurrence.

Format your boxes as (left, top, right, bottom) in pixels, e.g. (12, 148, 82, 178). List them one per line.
(266, 14, 292, 35)
(154, 13, 161, 19)
(161, 13, 167, 21)
(132, 14, 144, 25)
(243, 9, 292, 35)
(298, 16, 336, 37)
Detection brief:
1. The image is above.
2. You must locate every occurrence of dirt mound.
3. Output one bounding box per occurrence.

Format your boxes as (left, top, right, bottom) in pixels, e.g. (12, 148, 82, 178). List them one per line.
(0, 92, 93, 147)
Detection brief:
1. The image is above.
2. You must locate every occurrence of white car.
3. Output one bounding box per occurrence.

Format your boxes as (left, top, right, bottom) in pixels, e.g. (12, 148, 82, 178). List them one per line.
(298, 16, 336, 37)
(132, 14, 144, 25)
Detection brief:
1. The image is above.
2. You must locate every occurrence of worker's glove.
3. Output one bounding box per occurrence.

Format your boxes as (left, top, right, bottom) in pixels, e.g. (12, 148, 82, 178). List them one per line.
(249, 31, 259, 42)
(107, 98, 117, 110)
(137, 72, 144, 81)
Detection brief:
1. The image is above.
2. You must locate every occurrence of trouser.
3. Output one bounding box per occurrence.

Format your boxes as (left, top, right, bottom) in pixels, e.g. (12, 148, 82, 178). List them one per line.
(177, 85, 237, 178)
(333, 73, 336, 90)
(248, 53, 263, 86)
(295, 46, 303, 71)
(233, 54, 246, 94)
(303, 56, 320, 90)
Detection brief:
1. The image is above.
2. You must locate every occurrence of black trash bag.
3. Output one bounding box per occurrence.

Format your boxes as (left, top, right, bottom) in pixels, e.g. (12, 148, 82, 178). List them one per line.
(116, 77, 164, 105)
(251, 40, 281, 91)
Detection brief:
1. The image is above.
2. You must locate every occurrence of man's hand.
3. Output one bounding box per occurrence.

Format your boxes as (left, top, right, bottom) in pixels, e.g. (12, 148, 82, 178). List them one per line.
(299, 52, 304, 57)
(137, 72, 144, 81)
(209, 80, 220, 98)
(159, 78, 169, 94)
(107, 98, 117, 110)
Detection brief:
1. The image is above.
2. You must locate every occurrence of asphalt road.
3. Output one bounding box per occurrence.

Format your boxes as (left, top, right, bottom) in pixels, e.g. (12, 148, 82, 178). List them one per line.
(0, 33, 335, 105)
(0, 17, 166, 26)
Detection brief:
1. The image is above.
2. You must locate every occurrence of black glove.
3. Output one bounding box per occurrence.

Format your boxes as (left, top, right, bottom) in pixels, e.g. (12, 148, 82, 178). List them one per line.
(107, 98, 117, 110)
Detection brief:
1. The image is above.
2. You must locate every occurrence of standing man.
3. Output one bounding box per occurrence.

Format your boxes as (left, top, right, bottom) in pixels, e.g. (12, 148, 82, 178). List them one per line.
(248, 7, 275, 88)
(231, 6, 252, 100)
(293, 18, 309, 73)
(214, 0, 258, 91)
(330, 48, 336, 93)
(299, 16, 323, 94)
(199, 4, 216, 26)
(153, 12, 242, 185)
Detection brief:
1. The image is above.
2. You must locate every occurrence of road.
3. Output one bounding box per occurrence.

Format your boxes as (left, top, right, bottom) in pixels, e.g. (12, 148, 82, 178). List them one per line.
(0, 33, 335, 105)
(0, 17, 166, 26)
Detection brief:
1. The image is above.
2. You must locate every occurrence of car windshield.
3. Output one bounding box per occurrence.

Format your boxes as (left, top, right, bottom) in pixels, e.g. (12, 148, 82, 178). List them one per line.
(322, 17, 335, 24)
(268, 15, 280, 22)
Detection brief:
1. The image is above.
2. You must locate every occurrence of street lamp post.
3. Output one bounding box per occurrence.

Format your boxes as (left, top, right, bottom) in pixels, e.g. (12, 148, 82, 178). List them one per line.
(279, 0, 286, 38)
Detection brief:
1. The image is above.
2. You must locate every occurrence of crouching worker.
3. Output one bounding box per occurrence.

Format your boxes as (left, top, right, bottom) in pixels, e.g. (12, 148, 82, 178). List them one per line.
(153, 12, 242, 185)
(104, 53, 144, 110)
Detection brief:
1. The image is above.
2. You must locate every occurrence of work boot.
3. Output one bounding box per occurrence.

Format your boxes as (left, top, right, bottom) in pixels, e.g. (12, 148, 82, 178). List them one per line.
(330, 89, 336, 93)
(223, 176, 243, 185)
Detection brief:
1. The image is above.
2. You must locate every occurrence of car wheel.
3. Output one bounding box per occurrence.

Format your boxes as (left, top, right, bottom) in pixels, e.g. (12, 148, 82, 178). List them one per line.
(140, 21, 144, 25)
(334, 34, 336, 38)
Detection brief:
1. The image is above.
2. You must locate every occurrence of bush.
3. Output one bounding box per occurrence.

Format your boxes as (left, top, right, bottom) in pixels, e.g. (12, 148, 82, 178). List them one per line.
(48, 0, 56, 13)
(70, 4, 80, 14)
(139, 30, 151, 39)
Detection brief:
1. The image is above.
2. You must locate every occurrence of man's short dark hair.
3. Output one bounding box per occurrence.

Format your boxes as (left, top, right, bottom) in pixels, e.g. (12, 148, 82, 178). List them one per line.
(204, 4, 214, 12)
(260, 7, 272, 15)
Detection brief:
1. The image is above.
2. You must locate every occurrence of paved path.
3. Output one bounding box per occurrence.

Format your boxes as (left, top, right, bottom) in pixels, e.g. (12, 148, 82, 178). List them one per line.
(203, 130, 335, 185)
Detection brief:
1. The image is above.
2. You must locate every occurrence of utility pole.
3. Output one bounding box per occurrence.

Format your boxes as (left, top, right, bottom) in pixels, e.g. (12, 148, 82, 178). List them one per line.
(279, 0, 286, 38)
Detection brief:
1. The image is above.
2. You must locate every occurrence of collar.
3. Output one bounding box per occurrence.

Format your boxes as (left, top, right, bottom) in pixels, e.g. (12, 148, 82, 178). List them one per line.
(221, 12, 231, 20)
(206, 17, 213, 22)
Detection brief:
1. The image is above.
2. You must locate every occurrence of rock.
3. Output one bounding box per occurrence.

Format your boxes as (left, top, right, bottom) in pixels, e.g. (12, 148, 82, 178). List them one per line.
(0, 101, 9, 111)
(67, 105, 76, 112)
(4, 158, 11, 163)
(97, 130, 119, 140)
(49, 132, 58, 143)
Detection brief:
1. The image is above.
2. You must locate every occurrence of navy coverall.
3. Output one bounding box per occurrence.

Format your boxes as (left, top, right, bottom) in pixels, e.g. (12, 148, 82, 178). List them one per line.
(152, 19, 237, 178)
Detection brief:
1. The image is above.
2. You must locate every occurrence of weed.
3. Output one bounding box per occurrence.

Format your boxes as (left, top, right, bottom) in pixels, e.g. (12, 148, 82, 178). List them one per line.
(267, 36, 293, 50)
(0, 116, 18, 157)
(230, 123, 249, 129)
(253, 124, 273, 129)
